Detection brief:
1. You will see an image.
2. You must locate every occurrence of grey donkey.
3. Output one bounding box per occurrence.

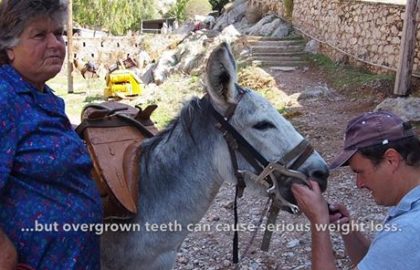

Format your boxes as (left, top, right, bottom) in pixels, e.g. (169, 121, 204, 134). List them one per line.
(101, 42, 329, 269)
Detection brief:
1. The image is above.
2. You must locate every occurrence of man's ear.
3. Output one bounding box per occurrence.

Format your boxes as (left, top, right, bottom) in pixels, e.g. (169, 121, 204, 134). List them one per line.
(383, 148, 402, 172)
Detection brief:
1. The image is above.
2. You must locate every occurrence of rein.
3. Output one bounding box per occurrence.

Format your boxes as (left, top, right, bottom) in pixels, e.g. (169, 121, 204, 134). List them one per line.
(208, 89, 314, 263)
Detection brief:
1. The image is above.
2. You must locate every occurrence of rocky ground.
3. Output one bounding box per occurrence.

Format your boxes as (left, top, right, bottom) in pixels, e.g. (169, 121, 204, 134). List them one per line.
(173, 65, 394, 270)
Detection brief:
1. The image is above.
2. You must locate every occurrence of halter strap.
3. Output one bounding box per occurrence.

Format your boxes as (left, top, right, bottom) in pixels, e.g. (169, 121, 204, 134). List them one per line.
(210, 104, 268, 171)
(208, 90, 315, 263)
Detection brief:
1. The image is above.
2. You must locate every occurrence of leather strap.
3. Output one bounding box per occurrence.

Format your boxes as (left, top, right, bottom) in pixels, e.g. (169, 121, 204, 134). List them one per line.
(260, 202, 280, 251)
(210, 104, 268, 171)
(208, 91, 315, 261)
(260, 141, 313, 251)
(76, 114, 154, 139)
(282, 140, 314, 169)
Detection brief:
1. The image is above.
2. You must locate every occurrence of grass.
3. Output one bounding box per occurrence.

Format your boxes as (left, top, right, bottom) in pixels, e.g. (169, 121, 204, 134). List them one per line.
(49, 71, 205, 129)
(48, 73, 106, 123)
(237, 65, 288, 112)
(307, 54, 395, 94)
(51, 67, 290, 128)
(138, 74, 204, 128)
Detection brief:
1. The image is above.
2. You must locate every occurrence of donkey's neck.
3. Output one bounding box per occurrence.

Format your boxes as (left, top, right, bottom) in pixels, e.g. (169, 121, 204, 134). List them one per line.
(137, 98, 230, 228)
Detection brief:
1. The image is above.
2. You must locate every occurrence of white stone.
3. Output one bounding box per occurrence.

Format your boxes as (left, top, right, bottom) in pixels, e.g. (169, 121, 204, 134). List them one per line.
(391, 37, 400, 45)
(286, 239, 301, 248)
(391, 25, 399, 35)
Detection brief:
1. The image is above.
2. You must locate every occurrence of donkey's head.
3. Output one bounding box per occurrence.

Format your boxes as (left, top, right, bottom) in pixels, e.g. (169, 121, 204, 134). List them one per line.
(206, 42, 329, 212)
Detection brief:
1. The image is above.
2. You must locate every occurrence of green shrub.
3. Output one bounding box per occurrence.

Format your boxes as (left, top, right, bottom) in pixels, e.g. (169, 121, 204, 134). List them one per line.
(165, 0, 189, 21)
(185, 0, 212, 19)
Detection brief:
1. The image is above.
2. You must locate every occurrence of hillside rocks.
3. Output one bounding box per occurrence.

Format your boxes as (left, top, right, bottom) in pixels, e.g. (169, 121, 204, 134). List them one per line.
(213, 0, 292, 38)
(213, 0, 248, 31)
(152, 25, 242, 84)
(375, 97, 420, 123)
(142, 0, 299, 85)
(304, 40, 320, 54)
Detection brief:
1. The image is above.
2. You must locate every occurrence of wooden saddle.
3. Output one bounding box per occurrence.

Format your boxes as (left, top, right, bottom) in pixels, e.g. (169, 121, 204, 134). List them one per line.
(76, 101, 158, 220)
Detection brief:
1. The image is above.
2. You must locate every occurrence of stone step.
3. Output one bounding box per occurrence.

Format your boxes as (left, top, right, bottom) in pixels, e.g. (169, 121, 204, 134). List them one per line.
(246, 35, 305, 42)
(252, 60, 308, 67)
(250, 44, 305, 53)
(245, 34, 307, 67)
(247, 39, 305, 47)
(250, 55, 305, 62)
(250, 51, 306, 57)
(270, 66, 299, 72)
(248, 42, 306, 49)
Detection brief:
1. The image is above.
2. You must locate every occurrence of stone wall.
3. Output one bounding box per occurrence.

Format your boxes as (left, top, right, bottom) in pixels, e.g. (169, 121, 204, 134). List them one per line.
(252, 0, 420, 75)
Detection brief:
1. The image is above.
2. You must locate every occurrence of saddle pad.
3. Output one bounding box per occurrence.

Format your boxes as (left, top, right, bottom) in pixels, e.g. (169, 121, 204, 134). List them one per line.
(78, 102, 158, 220)
(84, 125, 143, 218)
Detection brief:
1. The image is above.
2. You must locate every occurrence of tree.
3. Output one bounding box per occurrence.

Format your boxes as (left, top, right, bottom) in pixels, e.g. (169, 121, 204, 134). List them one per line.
(165, 0, 189, 22)
(73, 0, 158, 35)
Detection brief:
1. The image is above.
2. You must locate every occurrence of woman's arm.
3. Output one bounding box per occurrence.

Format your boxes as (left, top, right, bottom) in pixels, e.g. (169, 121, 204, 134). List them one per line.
(0, 228, 17, 270)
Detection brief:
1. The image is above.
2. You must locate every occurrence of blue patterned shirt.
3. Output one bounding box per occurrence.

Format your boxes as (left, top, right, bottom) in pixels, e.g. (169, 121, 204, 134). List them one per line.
(0, 65, 103, 269)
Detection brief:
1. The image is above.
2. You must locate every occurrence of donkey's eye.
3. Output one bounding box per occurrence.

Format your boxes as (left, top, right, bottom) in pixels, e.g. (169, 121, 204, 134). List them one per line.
(253, 121, 275, 130)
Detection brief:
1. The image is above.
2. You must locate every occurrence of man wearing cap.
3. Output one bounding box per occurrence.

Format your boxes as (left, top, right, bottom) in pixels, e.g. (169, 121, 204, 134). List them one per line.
(292, 111, 420, 270)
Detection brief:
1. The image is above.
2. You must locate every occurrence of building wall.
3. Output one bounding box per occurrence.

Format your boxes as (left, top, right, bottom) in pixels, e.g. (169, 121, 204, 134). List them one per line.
(251, 0, 420, 75)
(66, 36, 142, 64)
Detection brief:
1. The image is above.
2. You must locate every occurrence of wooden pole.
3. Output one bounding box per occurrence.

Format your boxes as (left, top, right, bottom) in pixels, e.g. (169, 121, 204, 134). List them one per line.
(394, 0, 419, 96)
(140, 19, 143, 34)
(67, 0, 74, 94)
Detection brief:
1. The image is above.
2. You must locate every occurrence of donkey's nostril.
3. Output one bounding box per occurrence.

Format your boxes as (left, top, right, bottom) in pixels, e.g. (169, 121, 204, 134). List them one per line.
(311, 169, 329, 180)
(310, 170, 330, 180)
(310, 170, 330, 190)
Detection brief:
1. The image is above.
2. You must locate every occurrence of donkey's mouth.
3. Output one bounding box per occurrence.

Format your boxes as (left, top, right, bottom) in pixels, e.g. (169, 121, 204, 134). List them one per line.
(279, 186, 300, 213)
(276, 174, 328, 214)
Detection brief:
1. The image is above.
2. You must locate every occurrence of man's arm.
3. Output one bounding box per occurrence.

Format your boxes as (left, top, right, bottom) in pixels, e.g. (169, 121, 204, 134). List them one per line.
(292, 181, 337, 270)
(328, 204, 370, 264)
(0, 228, 17, 269)
(308, 224, 369, 270)
(342, 230, 370, 264)
(311, 223, 337, 270)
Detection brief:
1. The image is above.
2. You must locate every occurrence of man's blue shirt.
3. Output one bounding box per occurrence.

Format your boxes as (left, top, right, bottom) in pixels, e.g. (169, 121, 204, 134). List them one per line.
(358, 185, 420, 270)
(0, 64, 102, 269)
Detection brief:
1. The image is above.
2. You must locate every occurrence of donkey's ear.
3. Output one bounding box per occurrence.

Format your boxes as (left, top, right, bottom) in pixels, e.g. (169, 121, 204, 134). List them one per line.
(206, 42, 239, 111)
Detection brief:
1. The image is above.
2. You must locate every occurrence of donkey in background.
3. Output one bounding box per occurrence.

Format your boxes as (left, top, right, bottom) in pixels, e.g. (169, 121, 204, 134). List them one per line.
(101, 42, 329, 269)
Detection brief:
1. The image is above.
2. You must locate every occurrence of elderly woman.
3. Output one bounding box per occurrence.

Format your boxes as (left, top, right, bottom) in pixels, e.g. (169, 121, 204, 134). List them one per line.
(0, 1, 102, 269)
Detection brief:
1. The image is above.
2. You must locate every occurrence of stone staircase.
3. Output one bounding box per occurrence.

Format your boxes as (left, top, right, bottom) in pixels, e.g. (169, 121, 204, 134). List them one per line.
(246, 36, 308, 71)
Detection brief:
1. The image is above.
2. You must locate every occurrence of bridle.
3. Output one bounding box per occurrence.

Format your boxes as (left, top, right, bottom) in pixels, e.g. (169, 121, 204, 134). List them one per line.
(207, 87, 314, 261)
(209, 87, 314, 211)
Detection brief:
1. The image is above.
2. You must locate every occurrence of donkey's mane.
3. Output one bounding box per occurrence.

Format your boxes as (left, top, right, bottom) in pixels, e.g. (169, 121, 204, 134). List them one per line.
(141, 95, 212, 163)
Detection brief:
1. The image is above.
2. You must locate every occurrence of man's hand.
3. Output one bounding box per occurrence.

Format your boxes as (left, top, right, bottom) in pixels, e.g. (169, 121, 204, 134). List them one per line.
(291, 180, 329, 224)
(0, 229, 17, 270)
(328, 203, 351, 225)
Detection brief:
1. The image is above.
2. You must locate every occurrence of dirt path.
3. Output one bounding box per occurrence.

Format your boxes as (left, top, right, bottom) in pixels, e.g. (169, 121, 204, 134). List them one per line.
(174, 66, 389, 270)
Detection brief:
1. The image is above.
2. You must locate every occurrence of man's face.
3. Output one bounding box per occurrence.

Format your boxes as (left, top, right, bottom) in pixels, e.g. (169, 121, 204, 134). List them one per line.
(349, 152, 394, 206)
(7, 16, 65, 90)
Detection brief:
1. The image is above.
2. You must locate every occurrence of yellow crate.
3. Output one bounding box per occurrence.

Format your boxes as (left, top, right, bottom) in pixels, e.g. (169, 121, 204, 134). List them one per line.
(104, 70, 142, 98)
